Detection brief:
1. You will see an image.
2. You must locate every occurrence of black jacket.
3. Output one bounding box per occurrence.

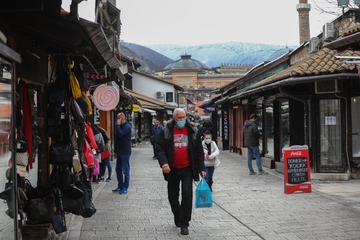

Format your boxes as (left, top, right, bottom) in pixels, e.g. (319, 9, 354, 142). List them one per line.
(244, 120, 260, 147)
(156, 119, 205, 181)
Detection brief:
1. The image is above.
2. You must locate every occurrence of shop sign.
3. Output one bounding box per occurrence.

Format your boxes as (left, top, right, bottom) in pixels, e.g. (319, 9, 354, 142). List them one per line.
(93, 106, 100, 125)
(222, 110, 229, 141)
(86, 72, 106, 80)
(204, 106, 216, 112)
(283, 145, 311, 194)
(127, 104, 141, 113)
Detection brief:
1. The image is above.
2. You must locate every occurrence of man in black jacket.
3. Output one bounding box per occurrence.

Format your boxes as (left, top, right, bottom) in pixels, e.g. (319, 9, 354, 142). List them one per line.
(156, 108, 206, 236)
(244, 114, 268, 175)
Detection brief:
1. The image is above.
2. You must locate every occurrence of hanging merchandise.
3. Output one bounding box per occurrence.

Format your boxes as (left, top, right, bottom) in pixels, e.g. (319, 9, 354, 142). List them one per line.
(49, 140, 74, 165)
(69, 68, 82, 99)
(69, 97, 85, 124)
(82, 138, 95, 168)
(85, 123, 98, 151)
(21, 81, 33, 170)
(92, 83, 120, 111)
(81, 91, 93, 115)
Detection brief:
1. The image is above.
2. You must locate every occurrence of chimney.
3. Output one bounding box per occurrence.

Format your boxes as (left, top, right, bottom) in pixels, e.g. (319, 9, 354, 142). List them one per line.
(297, 0, 311, 44)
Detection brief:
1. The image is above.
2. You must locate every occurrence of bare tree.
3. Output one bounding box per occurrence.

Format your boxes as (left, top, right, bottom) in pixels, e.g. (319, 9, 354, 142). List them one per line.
(313, 0, 360, 15)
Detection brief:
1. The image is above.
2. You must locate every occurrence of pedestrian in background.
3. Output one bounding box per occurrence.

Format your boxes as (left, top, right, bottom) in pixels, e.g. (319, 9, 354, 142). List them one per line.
(244, 114, 268, 175)
(202, 130, 220, 191)
(100, 140, 112, 182)
(199, 119, 214, 140)
(151, 119, 162, 160)
(113, 112, 132, 194)
(96, 125, 112, 182)
(156, 108, 206, 236)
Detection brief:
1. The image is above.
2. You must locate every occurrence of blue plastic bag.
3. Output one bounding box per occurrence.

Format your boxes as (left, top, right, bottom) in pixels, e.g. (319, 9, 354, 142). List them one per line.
(195, 178, 212, 208)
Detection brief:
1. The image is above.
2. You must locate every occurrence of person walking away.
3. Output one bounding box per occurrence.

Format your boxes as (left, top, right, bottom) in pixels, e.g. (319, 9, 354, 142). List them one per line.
(244, 114, 268, 175)
(156, 108, 206, 236)
(113, 112, 132, 194)
(202, 130, 219, 191)
(151, 120, 163, 160)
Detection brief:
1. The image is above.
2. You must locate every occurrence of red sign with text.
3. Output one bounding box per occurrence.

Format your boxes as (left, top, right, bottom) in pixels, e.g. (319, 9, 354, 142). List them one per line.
(283, 145, 311, 194)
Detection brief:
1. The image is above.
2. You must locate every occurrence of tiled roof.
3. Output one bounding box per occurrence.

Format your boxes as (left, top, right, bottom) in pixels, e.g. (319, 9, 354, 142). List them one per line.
(251, 48, 360, 89)
(342, 23, 360, 37)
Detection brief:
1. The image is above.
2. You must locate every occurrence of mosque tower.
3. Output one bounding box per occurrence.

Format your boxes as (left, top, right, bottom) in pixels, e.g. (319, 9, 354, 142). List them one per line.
(297, 0, 311, 44)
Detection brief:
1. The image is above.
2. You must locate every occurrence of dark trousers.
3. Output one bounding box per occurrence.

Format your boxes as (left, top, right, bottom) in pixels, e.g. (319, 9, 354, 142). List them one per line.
(152, 142, 156, 157)
(167, 166, 193, 227)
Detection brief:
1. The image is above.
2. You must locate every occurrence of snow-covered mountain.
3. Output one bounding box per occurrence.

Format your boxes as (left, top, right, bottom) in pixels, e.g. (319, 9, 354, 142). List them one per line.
(123, 42, 297, 73)
(145, 42, 296, 68)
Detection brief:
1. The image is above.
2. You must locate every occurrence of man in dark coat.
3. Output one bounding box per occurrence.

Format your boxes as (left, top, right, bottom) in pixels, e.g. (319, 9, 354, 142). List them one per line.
(113, 112, 132, 194)
(156, 108, 206, 236)
(244, 113, 268, 175)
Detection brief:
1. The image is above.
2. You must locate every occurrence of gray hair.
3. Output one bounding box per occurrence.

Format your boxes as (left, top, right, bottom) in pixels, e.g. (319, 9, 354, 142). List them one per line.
(173, 108, 186, 117)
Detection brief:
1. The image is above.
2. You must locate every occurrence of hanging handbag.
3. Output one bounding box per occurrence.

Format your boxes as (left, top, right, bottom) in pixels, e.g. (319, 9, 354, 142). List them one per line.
(15, 152, 29, 166)
(51, 188, 67, 234)
(63, 181, 96, 218)
(82, 138, 95, 168)
(73, 150, 82, 173)
(15, 139, 28, 152)
(70, 128, 78, 151)
(93, 159, 100, 176)
(49, 141, 74, 165)
(24, 196, 55, 225)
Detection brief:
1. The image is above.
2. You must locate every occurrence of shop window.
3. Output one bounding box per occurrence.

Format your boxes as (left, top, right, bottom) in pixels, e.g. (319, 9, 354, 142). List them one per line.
(351, 97, 360, 158)
(319, 99, 341, 166)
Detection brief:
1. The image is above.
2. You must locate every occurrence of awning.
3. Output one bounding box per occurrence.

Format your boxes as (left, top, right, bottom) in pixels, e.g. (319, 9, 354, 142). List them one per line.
(142, 108, 156, 116)
(124, 88, 176, 110)
(0, 4, 126, 81)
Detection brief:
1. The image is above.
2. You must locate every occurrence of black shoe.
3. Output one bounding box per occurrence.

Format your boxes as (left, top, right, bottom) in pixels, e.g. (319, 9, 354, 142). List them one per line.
(106, 178, 111, 182)
(180, 226, 189, 235)
(174, 218, 180, 227)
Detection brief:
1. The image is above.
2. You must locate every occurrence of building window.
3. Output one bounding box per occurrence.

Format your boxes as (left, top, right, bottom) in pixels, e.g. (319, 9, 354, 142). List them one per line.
(208, 83, 213, 88)
(166, 92, 173, 102)
(216, 83, 221, 88)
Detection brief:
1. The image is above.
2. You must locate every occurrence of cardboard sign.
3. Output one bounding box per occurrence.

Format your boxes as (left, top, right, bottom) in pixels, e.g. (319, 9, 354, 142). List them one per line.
(283, 145, 311, 194)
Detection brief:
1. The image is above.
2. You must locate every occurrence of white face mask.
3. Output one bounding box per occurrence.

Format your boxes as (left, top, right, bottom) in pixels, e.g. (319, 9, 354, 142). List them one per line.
(204, 139, 211, 144)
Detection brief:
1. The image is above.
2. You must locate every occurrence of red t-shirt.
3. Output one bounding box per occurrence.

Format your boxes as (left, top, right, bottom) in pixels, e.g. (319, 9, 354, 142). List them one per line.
(172, 127, 191, 169)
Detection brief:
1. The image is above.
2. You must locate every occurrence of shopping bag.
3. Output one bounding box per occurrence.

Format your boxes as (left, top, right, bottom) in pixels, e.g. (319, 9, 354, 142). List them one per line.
(195, 178, 212, 208)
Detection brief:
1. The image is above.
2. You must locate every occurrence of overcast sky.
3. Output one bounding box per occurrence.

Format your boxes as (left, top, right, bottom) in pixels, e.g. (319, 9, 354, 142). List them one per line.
(62, 0, 340, 46)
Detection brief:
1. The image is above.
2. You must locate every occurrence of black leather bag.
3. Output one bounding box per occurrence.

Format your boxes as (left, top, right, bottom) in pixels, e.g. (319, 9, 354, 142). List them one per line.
(63, 181, 96, 217)
(49, 141, 74, 165)
(25, 196, 55, 225)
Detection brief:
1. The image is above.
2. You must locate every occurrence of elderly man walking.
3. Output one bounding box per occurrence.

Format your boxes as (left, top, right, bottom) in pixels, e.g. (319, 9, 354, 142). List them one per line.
(156, 108, 206, 235)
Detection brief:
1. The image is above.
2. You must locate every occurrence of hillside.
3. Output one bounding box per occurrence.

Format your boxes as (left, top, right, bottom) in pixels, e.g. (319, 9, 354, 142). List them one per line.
(122, 42, 297, 73)
(120, 42, 173, 74)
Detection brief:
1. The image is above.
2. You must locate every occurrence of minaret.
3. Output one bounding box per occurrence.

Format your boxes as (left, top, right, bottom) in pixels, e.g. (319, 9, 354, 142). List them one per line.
(297, 0, 311, 44)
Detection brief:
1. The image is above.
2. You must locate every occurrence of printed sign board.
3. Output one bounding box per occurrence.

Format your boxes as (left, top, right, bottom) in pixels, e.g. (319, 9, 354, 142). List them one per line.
(283, 145, 311, 194)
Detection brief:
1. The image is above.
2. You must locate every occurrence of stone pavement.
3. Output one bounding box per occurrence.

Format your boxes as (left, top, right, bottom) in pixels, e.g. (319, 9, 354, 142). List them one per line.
(62, 142, 360, 240)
